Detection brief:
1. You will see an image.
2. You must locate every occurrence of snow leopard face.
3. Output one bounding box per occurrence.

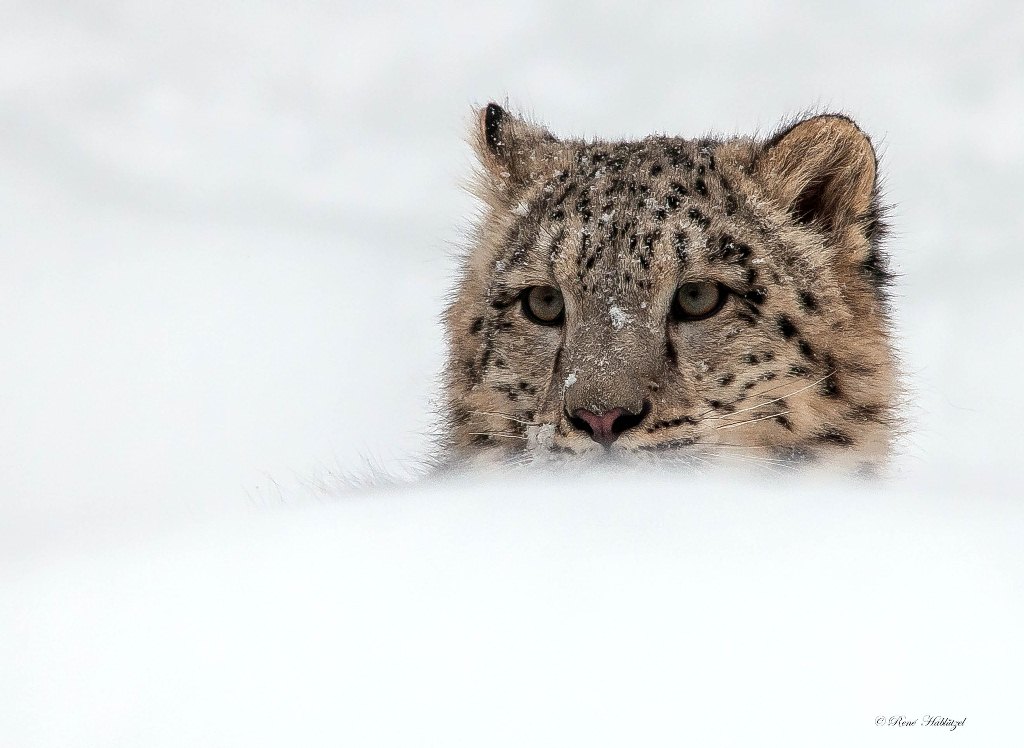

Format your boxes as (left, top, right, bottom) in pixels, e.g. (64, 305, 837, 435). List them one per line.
(442, 104, 898, 473)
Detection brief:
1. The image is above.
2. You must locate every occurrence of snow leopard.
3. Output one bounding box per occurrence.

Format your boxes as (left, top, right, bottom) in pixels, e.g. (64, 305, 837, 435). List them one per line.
(441, 103, 899, 474)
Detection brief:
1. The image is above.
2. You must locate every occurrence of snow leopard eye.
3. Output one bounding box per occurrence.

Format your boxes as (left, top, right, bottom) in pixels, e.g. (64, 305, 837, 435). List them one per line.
(522, 286, 564, 325)
(672, 281, 726, 321)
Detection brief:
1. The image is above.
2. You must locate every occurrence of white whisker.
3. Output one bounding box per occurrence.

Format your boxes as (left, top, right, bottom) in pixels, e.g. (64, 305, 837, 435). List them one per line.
(715, 410, 791, 431)
(697, 448, 795, 469)
(702, 451, 795, 473)
(717, 372, 835, 419)
(468, 410, 539, 426)
(695, 370, 836, 421)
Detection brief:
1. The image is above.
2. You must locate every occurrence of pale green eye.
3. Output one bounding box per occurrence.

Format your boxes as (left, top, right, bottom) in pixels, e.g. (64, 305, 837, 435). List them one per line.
(673, 281, 726, 321)
(522, 286, 564, 325)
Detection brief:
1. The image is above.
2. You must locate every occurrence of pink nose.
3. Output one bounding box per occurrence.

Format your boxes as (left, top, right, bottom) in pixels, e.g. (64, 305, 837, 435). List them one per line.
(572, 407, 629, 446)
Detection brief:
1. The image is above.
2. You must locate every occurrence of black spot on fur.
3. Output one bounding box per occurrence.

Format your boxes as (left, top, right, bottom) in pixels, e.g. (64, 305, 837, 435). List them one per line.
(673, 232, 688, 265)
(700, 144, 716, 171)
(665, 144, 694, 169)
(798, 340, 815, 360)
(694, 177, 708, 196)
(862, 246, 892, 290)
(743, 353, 760, 365)
(650, 163, 663, 177)
(718, 373, 735, 386)
(669, 181, 689, 197)
(665, 336, 678, 367)
(743, 287, 767, 305)
(483, 104, 503, 152)
(799, 291, 818, 311)
(815, 426, 853, 447)
(470, 317, 484, 335)
(711, 236, 752, 264)
(575, 196, 592, 222)
(640, 231, 659, 263)
(724, 193, 738, 215)
(778, 315, 797, 339)
(551, 185, 574, 208)
(479, 342, 493, 373)
(849, 403, 886, 423)
(665, 193, 680, 210)
(775, 415, 793, 431)
(639, 437, 697, 451)
(688, 208, 710, 230)
(789, 365, 809, 377)
(821, 353, 841, 397)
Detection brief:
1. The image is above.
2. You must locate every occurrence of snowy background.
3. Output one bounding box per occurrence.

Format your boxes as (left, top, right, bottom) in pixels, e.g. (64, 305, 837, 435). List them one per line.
(2, 1, 1023, 745)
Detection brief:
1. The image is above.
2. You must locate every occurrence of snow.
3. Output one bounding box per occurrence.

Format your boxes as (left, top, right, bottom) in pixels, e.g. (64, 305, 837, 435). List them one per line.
(609, 303, 631, 330)
(526, 422, 556, 451)
(2, 1, 1024, 745)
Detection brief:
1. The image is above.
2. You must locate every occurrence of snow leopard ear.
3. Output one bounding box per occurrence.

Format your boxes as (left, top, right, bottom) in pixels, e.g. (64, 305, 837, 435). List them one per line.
(474, 103, 558, 198)
(755, 114, 878, 236)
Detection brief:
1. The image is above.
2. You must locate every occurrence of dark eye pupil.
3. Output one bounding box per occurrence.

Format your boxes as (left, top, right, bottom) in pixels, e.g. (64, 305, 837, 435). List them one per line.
(673, 282, 724, 321)
(523, 285, 564, 325)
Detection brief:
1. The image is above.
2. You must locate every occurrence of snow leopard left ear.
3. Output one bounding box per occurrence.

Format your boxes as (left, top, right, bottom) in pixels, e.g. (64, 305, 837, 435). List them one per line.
(755, 114, 878, 236)
(473, 103, 558, 198)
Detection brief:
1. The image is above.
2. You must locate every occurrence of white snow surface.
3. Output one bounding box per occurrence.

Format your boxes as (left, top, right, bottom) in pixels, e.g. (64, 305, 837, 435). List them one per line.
(2, 1, 1024, 745)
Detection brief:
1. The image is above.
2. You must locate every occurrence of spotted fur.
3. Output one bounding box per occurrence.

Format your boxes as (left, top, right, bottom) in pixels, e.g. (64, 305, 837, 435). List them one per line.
(441, 104, 899, 471)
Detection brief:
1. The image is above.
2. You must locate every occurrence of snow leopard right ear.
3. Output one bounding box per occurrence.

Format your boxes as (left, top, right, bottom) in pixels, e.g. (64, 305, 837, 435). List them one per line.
(754, 114, 878, 235)
(473, 103, 558, 198)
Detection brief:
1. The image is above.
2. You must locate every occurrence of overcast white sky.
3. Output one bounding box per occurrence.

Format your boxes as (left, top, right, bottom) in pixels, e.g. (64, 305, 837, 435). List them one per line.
(1, 1, 1022, 744)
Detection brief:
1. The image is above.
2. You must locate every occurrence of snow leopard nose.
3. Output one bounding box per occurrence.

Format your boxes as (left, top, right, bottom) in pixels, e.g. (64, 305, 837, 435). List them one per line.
(569, 402, 649, 446)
